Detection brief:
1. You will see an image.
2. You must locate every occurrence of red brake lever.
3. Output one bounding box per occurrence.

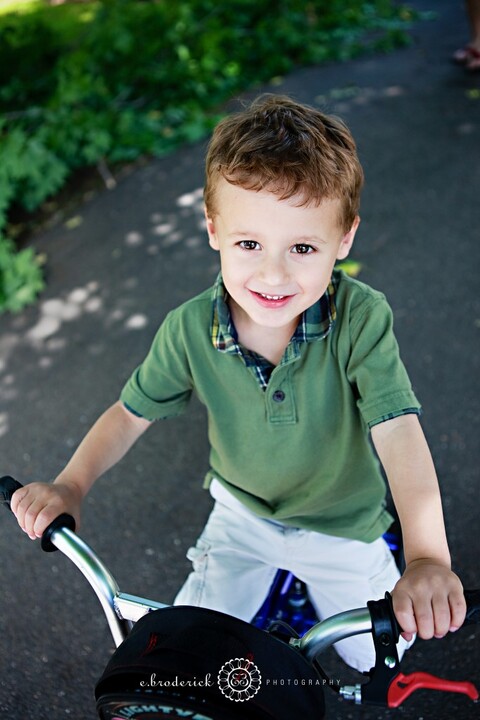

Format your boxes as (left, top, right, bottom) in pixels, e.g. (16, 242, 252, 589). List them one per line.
(388, 672, 479, 708)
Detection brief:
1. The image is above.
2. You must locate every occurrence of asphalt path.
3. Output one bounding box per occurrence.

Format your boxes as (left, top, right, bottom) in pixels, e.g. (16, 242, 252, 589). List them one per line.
(0, 1, 479, 718)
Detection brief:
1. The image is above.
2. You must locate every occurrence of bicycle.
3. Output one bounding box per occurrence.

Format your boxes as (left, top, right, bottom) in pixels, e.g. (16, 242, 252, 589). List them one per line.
(252, 522, 404, 636)
(1, 475, 479, 720)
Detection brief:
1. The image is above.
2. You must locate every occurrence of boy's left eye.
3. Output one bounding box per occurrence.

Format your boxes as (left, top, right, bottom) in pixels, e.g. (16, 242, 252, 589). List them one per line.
(291, 243, 315, 255)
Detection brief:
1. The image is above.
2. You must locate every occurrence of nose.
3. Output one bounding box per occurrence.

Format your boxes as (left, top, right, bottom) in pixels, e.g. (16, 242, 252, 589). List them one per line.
(258, 251, 289, 288)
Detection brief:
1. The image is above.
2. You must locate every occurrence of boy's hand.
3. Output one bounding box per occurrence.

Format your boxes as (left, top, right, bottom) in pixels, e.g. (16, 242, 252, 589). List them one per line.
(11, 480, 82, 541)
(392, 560, 466, 641)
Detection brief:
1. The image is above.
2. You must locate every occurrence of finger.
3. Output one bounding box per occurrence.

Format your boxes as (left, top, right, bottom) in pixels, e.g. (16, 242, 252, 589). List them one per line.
(23, 497, 48, 539)
(392, 590, 417, 638)
(24, 492, 60, 539)
(33, 504, 61, 538)
(449, 589, 467, 632)
(431, 592, 453, 638)
(12, 486, 44, 536)
(412, 597, 436, 640)
(10, 487, 25, 515)
(15, 493, 39, 538)
(10, 486, 30, 519)
(394, 586, 435, 640)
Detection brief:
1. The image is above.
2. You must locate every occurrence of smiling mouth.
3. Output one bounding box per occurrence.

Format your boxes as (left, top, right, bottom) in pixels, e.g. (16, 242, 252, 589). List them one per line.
(259, 293, 286, 300)
(250, 290, 293, 305)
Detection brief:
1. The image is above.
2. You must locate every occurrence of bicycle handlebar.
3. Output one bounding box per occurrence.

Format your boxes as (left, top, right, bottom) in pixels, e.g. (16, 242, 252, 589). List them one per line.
(0, 475, 76, 551)
(2, 475, 480, 665)
(0, 475, 22, 506)
(464, 588, 480, 626)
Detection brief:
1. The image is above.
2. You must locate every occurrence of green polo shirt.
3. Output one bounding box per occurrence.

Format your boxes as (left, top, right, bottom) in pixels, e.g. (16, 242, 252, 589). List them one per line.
(120, 270, 421, 542)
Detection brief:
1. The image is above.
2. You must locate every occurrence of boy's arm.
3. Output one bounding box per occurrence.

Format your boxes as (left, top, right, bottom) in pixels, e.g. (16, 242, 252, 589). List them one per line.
(371, 413, 466, 641)
(11, 401, 151, 540)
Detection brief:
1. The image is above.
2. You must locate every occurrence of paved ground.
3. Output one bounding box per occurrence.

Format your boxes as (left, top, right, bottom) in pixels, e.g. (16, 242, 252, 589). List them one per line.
(0, 1, 479, 718)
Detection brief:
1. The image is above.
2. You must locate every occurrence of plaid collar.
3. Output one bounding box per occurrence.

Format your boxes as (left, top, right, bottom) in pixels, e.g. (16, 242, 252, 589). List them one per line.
(211, 273, 336, 388)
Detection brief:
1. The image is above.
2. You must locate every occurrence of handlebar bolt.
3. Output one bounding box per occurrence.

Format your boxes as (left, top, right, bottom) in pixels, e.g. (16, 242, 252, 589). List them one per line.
(384, 655, 397, 669)
(339, 684, 362, 704)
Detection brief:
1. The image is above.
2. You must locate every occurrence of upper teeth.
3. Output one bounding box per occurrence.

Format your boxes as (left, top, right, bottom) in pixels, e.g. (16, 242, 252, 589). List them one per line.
(261, 293, 284, 300)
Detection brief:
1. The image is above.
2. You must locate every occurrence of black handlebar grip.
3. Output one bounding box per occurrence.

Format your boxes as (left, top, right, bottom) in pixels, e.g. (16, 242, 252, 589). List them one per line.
(0, 474, 76, 552)
(41, 513, 77, 552)
(0, 475, 23, 508)
(464, 588, 480, 626)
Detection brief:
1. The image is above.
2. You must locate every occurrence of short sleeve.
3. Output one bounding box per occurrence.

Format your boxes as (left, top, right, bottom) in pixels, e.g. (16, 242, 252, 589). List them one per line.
(346, 297, 421, 427)
(120, 312, 193, 421)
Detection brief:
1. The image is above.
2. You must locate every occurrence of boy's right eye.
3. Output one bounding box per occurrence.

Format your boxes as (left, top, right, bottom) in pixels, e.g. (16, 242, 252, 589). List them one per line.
(238, 240, 260, 250)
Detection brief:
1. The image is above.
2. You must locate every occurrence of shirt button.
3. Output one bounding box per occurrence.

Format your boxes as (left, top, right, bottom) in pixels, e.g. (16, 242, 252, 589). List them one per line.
(272, 390, 285, 402)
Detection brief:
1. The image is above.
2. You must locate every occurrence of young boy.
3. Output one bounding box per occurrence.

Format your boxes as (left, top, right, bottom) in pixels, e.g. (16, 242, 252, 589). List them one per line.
(12, 95, 465, 672)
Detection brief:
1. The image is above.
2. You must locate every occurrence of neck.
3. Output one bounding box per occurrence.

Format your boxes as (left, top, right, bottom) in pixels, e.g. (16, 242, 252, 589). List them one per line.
(230, 301, 298, 366)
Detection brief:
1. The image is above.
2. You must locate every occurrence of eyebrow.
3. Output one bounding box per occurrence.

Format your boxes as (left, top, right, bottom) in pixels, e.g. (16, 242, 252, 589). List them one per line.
(295, 235, 328, 245)
(227, 231, 258, 239)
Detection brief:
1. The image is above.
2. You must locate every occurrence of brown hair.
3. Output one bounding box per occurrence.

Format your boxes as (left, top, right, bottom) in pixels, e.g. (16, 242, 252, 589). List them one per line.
(204, 94, 364, 233)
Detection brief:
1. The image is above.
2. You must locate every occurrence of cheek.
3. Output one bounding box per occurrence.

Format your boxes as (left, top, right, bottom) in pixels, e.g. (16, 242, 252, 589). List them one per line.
(294, 257, 336, 290)
(222, 250, 253, 274)
(294, 257, 328, 277)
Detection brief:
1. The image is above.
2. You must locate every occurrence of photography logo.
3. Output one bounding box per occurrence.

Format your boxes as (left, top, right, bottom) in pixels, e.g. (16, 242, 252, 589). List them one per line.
(217, 656, 261, 702)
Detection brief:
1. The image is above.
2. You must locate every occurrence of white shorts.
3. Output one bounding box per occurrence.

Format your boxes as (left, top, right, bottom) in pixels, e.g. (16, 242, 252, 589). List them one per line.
(174, 480, 412, 672)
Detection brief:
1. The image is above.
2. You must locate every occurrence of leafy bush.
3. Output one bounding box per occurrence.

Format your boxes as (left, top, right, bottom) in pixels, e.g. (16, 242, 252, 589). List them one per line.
(0, 236, 44, 312)
(0, 0, 415, 313)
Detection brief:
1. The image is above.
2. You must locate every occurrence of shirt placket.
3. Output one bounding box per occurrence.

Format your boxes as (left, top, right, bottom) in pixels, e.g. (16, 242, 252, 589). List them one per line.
(265, 367, 297, 424)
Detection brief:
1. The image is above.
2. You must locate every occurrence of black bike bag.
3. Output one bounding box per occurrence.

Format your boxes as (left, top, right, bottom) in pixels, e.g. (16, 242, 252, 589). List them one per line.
(95, 605, 326, 720)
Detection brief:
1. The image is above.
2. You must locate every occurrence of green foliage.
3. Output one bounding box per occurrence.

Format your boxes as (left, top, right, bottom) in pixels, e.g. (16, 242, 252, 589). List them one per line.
(0, 0, 415, 313)
(336, 259, 362, 278)
(0, 235, 44, 312)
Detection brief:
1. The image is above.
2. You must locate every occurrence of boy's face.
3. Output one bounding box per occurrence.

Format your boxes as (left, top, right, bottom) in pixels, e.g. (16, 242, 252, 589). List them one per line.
(206, 179, 358, 338)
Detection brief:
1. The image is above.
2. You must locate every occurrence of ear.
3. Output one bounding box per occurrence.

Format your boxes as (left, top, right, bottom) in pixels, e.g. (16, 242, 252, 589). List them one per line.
(336, 215, 360, 261)
(205, 206, 219, 250)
